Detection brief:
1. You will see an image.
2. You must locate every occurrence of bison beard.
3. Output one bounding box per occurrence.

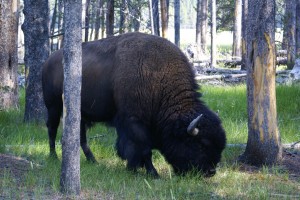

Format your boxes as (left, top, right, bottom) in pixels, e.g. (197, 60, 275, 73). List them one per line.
(42, 32, 226, 177)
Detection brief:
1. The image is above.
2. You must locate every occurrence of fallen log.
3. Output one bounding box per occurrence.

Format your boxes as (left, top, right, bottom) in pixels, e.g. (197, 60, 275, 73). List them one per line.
(193, 57, 288, 66)
(195, 73, 247, 81)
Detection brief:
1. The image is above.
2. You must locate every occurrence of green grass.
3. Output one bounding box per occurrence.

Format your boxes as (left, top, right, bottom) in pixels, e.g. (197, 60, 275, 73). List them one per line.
(0, 85, 300, 199)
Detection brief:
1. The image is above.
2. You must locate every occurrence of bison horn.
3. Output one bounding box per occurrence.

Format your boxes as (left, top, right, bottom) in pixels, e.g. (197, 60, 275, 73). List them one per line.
(187, 114, 203, 136)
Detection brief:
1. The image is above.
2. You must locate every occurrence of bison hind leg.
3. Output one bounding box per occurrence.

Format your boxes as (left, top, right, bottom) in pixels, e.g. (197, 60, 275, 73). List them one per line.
(80, 120, 97, 163)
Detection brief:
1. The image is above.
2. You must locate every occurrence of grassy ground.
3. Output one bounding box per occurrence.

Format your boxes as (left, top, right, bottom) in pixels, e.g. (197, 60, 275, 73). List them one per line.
(0, 84, 300, 199)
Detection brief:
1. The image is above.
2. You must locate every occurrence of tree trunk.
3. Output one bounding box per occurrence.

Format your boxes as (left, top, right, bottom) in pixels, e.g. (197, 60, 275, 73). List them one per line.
(60, 0, 82, 196)
(296, 0, 300, 57)
(106, 0, 114, 37)
(94, 0, 103, 40)
(152, 0, 160, 36)
(241, 0, 248, 70)
(196, 0, 201, 48)
(174, 0, 180, 46)
(22, 0, 49, 123)
(57, 0, 64, 49)
(119, 0, 130, 34)
(240, 0, 282, 166)
(84, 0, 91, 42)
(50, 0, 58, 51)
(285, 0, 296, 69)
(232, 0, 242, 60)
(211, 0, 217, 68)
(132, 0, 141, 32)
(200, 0, 208, 53)
(0, 0, 19, 109)
(160, 0, 168, 38)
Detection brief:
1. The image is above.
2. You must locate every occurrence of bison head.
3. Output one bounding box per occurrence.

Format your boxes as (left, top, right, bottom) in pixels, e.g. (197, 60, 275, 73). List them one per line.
(161, 112, 226, 177)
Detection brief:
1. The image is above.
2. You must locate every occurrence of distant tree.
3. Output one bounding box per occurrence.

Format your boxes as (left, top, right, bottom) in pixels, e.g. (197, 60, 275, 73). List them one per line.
(160, 0, 168, 38)
(22, 0, 49, 123)
(241, 0, 248, 70)
(174, 0, 180, 46)
(196, 0, 202, 52)
(240, 0, 282, 165)
(0, 0, 19, 109)
(119, 0, 130, 33)
(132, 0, 143, 31)
(211, 0, 217, 67)
(152, 0, 160, 36)
(57, 0, 64, 48)
(201, 0, 208, 53)
(232, 0, 242, 60)
(94, 0, 103, 40)
(60, 0, 82, 195)
(296, 0, 300, 57)
(285, 0, 296, 69)
(85, 0, 91, 42)
(106, 0, 114, 37)
(50, 0, 58, 51)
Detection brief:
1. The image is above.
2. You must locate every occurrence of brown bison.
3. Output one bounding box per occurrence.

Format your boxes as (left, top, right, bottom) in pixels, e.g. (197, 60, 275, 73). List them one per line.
(42, 32, 226, 177)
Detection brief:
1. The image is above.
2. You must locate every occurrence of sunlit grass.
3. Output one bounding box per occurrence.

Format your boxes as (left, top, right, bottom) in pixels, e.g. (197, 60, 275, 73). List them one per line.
(0, 84, 300, 199)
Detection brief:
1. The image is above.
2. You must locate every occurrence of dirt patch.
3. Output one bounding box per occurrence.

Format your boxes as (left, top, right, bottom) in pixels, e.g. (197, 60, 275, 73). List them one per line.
(238, 149, 300, 181)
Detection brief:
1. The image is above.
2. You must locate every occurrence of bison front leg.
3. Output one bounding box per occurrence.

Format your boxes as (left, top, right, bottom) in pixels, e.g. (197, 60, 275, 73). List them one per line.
(80, 120, 97, 163)
(115, 116, 159, 177)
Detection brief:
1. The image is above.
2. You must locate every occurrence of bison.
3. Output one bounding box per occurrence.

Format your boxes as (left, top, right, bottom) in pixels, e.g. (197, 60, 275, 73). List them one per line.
(42, 32, 226, 177)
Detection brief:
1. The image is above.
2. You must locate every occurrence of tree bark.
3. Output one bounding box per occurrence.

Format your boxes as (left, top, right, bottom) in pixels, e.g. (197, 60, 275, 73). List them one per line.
(60, 0, 82, 196)
(0, 0, 19, 109)
(211, 0, 217, 68)
(196, 0, 201, 49)
(174, 0, 180, 46)
(232, 0, 242, 60)
(160, 0, 168, 38)
(22, 0, 49, 123)
(106, 0, 114, 37)
(285, 0, 296, 69)
(57, 0, 64, 49)
(240, 0, 282, 165)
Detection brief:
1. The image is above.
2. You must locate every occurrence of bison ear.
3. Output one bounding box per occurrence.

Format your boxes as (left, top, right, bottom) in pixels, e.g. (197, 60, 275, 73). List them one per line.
(187, 114, 203, 136)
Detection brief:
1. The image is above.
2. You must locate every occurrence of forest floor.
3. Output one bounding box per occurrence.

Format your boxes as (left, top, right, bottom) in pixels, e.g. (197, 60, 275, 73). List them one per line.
(0, 148, 299, 199)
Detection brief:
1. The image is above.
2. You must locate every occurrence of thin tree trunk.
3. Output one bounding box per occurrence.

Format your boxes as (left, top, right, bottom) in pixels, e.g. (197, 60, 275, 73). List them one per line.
(296, 0, 300, 57)
(286, 0, 296, 69)
(94, 0, 101, 40)
(152, 0, 160, 36)
(240, 0, 282, 165)
(22, 0, 49, 123)
(57, 0, 64, 49)
(106, 0, 114, 37)
(149, 0, 155, 34)
(211, 0, 217, 68)
(174, 0, 180, 46)
(60, 0, 82, 195)
(196, 0, 201, 47)
(241, 0, 248, 70)
(119, 0, 130, 34)
(85, 0, 91, 42)
(132, 0, 141, 31)
(50, 0, 58, 51)
(0, 0, 19, 109)
(200, 0, 208, 53)
(160, 0, 168, 38)
(232, 0, 242, 60)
